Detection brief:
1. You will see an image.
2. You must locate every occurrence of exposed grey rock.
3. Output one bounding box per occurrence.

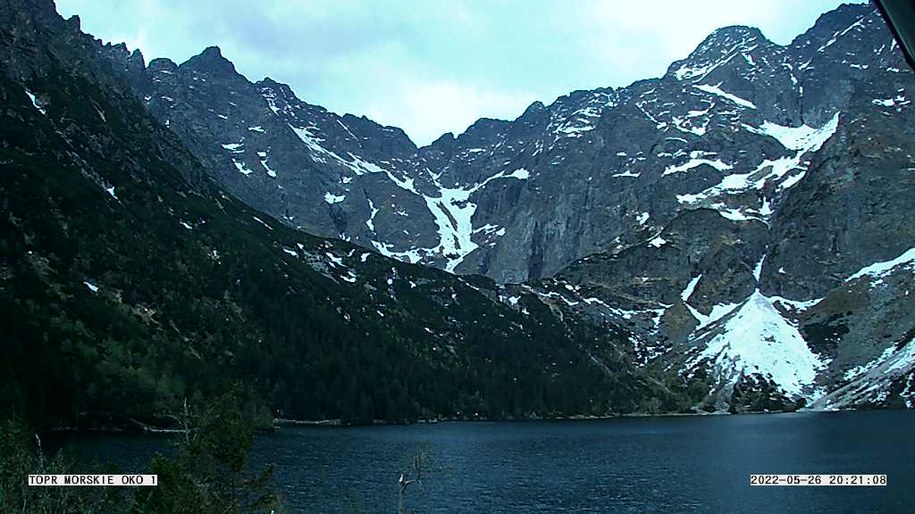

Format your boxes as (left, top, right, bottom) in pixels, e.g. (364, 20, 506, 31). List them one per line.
(95, 2, 915, 410)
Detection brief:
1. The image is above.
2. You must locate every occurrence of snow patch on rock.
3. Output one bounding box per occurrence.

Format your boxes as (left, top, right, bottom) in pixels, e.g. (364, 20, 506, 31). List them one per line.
(689, 291, 827, 399)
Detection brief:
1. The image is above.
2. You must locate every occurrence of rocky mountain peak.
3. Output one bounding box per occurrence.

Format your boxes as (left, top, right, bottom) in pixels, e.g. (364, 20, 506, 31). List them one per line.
(455, 117, 510, 145)
(128, 48, 145, 66)
(420, 132, 458, 163)
(182, 45, 237, 76)
(709, 25, 766, 43)
(795, 2, 875, 42)
(64, 13, 81, 32)
(99, 42, 147, 92)
(522, 100, 546, 116)
(429, 131, 456, 146)
(148, 57, 177, 73)
(667, 25, 772, 82)
(0, 0, 57, 24)
(256, 77, 299, 104)
(110, 2, 912, 289)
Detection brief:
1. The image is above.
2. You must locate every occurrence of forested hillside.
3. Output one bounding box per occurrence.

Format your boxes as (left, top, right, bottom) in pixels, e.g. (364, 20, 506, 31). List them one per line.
(0, 0, 699, 430)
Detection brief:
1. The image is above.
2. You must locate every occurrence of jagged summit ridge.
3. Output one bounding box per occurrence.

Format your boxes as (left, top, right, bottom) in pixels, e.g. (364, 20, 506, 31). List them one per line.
(668, 25, 772, 82)
(117, 2, 904, 285)
(3, 0, 913, 412)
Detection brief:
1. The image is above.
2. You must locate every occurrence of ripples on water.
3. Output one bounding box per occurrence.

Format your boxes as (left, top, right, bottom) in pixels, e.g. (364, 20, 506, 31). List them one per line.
(68, 410, 915, 513)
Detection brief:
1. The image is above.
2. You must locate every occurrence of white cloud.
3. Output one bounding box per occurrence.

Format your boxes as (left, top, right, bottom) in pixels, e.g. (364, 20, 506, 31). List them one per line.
(365, 78, 537, 146)
(56, 0, 863, 146)
(578, 0, 864, 82)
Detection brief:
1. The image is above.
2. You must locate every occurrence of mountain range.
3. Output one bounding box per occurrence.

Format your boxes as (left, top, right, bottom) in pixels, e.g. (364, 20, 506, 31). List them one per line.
(1, 0, 913, 426)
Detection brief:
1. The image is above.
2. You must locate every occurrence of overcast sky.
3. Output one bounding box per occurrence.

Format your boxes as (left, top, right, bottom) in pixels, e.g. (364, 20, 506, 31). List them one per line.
(56, 0, 865, 146)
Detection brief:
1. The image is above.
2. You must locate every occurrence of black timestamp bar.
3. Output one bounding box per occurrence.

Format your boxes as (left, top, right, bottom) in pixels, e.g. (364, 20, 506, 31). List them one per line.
(750, 474, 887, 487)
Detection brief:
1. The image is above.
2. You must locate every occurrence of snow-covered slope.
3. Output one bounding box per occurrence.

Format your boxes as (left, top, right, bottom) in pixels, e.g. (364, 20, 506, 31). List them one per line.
(687, 291, 827, 400)
(813, 337, 915, 410)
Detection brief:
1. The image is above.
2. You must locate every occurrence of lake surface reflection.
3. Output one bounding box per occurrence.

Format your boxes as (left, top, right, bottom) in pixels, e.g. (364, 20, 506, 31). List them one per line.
(69, 410, 915, 513)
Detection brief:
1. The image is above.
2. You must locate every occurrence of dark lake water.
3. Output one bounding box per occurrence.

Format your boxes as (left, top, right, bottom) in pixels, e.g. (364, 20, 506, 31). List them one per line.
(64, 410, 915, 513)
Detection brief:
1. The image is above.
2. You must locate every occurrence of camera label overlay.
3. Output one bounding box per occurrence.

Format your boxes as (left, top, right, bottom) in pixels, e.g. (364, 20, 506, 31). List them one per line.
(28, 474, 158, 487)
(750, 474, 887, 486)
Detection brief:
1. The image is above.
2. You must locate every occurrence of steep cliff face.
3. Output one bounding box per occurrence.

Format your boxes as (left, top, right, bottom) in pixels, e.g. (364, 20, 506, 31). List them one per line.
(524, 68, 915, 410)
(115, 5, 909, 284)
(106, 3, 914, 410)
(0, 0, 696, 427)
(6, 0, 913, 414)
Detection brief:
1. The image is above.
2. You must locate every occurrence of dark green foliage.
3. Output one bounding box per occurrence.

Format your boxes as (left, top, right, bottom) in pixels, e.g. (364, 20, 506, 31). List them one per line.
(0, 417, 132, 513)
(0, 39, 694, 433)
(0, 393, 280, 514)
(652, 369, 711, 414)
(133, 388, 280, 514)
(729, 374, 793, 413)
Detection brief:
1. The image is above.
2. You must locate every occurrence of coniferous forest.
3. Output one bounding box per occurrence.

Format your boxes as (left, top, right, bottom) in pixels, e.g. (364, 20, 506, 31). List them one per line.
(0, 42, 705, 511)
(0, 57, 702, 432)
(6, 1, 915, 512)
